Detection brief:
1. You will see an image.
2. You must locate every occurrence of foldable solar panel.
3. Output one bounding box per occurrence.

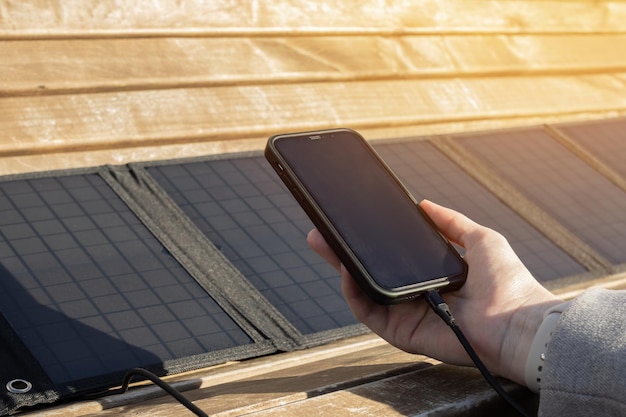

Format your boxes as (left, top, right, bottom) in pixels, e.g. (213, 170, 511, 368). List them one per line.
(455, 128, 626, 267)
(375, 140, 586, 282)
(0, 169, 275, 414)
(1, 119, 621, 415)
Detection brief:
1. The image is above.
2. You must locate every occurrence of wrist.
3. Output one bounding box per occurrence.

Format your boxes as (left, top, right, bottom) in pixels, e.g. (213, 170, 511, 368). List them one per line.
(498, 295, 564, 386)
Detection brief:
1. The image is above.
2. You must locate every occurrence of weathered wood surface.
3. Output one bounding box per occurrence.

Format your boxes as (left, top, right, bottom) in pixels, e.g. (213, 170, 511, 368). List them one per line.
(3, 1, 626, 37)
(2, 1, 626, 175)
(3, 74, 626, 153)
(3, 35, 626, 96)
(23, 334, 527, 417)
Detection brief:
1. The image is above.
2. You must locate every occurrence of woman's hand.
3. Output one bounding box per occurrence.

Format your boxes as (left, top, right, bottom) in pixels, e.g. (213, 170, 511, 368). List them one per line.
(307, 200, 563, 386)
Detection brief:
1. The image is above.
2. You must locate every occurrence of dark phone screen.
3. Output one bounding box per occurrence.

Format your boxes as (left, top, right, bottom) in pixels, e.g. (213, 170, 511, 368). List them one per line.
(274, 131, 464, 290)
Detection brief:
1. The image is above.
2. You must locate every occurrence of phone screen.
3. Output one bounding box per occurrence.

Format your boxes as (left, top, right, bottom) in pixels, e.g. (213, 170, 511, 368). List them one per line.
(272, 130, 465, 292)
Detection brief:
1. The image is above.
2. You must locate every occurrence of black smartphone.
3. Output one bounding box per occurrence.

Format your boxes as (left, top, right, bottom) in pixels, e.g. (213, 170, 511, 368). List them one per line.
(265, 128, 467, 305)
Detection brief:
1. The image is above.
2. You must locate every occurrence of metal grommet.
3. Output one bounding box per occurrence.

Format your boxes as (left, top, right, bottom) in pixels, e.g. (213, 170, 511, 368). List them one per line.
(6, 379, 32, 394)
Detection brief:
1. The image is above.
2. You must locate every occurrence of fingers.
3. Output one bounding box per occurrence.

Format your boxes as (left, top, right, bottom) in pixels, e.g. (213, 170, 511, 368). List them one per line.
(309, 200, 482, 263)
(339, 264, 380, 321)
(309, 200, 492, 277)
(306, 229, 341, 270)
(419, 199, 484, 248)
(307, 229, 382, 324)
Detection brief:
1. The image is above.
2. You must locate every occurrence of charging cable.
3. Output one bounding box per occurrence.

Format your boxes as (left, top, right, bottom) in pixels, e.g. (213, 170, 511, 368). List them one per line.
(424, 290, 533, 417)
(85, 292, 532, 417)
(84, 368, 208, 417)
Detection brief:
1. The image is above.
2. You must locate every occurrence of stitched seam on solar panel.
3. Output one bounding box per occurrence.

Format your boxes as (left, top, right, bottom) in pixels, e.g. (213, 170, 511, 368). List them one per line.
(137, 155, 365, 344)
(454, 127, 626, 270)
(107, 165, 302, 349)
(3, 119, 623, 413)
(0, 166, 274, 408)
(374, 137, 589, 283)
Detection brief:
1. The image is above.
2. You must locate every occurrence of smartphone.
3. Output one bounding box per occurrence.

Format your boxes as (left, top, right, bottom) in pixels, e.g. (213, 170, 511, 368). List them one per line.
(265, 128, 467, 305)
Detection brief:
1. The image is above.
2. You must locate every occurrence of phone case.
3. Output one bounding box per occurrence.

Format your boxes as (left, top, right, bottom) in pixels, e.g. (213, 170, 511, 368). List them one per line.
(265, 128, 467, 305)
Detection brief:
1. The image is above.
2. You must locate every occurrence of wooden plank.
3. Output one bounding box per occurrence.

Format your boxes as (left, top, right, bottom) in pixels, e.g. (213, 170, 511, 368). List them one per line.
(555, 272, 626, 300)
(25, 334, 437, 417)
(2, 0, 626, 38)
(59, 365, 525, 417)
(3, 34, 626, 97)
(0, 112, 621, 177)
(2, 74, 626, 159)
(237, 365, 526, 417)
(2, 112, 620, 177)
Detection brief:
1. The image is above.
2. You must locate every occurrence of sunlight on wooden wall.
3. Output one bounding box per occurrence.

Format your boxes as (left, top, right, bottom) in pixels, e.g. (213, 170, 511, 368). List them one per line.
(1, 0, 626, 175)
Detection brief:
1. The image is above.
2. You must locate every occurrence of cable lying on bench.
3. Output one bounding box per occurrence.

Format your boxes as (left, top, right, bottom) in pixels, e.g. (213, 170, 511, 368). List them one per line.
(86, 368, 208, 417)
(87, 290, 532, 417)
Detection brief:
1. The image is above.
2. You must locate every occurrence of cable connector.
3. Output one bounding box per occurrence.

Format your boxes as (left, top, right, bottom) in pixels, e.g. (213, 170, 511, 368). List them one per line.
(423, 289, 532, 417)
(425, 290, 456, 327)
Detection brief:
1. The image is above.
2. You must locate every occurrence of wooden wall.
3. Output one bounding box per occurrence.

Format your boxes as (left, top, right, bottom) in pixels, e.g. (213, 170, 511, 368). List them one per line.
(2, 0, 626, 175)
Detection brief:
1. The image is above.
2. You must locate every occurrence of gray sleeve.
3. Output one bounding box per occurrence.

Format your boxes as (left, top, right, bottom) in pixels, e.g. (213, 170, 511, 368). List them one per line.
(538, 288, 626, 417)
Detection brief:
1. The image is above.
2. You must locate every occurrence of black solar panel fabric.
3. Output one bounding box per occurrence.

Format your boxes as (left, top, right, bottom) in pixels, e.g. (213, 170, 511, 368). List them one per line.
(375, 140, 586, 281)
(147, 158, 360, 335)
(0, 173, 252, 388)
(456, 129, 626, 266)
(1, 118, 624, 415)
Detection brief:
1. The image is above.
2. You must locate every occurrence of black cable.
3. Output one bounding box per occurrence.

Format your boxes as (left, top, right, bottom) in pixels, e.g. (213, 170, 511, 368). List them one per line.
(84, 292, 532, 417)
(424, 290, 533, 417)
(92, 368, 209, 417)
